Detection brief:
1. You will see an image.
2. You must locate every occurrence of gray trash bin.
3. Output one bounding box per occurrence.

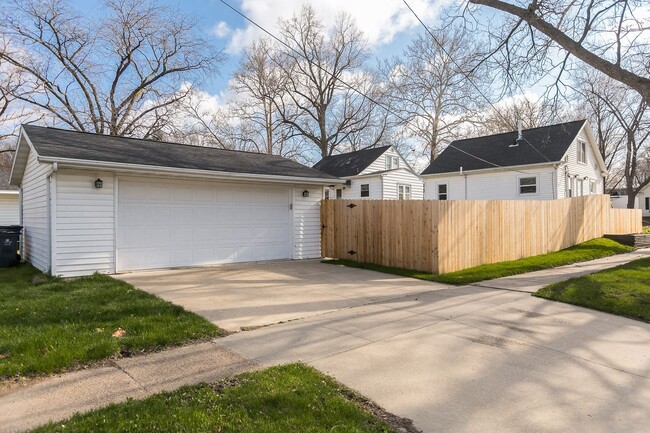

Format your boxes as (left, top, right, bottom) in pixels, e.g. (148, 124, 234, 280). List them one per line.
(0, 225, 22, 268)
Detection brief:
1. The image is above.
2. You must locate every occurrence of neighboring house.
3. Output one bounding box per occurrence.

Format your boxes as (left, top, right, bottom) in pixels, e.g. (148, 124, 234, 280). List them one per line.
(637, 184, 650, 217)
(313, 145, 423, 200)
(609, 189, 637, 210)
(421, 120, 607, 201)
(0, 168, 20, 225)
(10, 125, 339, 277)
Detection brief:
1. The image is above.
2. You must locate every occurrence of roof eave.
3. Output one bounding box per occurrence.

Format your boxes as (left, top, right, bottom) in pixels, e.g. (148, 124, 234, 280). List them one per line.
(421, 161, 560, 177)
(37, 156, 344, 185)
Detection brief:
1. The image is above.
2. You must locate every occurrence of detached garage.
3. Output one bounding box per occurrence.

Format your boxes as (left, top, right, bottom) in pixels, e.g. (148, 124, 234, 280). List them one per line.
(10, 125, 339, 277)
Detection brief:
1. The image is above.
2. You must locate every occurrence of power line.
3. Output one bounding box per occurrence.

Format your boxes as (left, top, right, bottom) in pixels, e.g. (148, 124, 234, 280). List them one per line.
(219, 0, 550, 175)
(400, 0, 554, 164)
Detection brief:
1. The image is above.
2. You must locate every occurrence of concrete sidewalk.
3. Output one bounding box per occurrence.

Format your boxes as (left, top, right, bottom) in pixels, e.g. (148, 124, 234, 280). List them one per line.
(0, 343, 258, 433)
(2, 249, 649, 433)
(471, 247, 650, 292)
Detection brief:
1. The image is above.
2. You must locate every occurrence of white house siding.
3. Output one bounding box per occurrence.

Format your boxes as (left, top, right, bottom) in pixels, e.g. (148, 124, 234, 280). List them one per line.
(637, 185, 650, 217)
(20, 150, 51, 272)
(360, 148, 393, 174)
(424, 166, 557, 201)
(556, 128, 605, 198)
(0, 194, 19, 225)
(381, 169, 424, 199)
(54, 169, 115, 276)
(340, 176, 383, 200)
(293, 186, 323, 259)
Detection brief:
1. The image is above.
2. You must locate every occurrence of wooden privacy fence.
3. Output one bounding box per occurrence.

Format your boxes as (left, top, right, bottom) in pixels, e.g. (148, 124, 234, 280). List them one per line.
(320, 195, 642, 274)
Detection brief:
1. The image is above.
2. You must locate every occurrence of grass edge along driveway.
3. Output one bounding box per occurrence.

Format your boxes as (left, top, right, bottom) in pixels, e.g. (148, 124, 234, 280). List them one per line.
(0, 264, 224, 378)
(324, 238, 633, 285)
(535, 257, 650, 322)
(29, 363, 416, 433)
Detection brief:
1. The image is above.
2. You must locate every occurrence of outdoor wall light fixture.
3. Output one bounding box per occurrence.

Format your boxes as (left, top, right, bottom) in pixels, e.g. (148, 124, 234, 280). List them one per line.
(302, 190, 310, 197)
(95, 178, 103, 189)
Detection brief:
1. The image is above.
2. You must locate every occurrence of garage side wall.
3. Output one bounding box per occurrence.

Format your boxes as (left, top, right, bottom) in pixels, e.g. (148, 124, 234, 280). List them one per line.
(0, 194, 20, 225)
(20, 151, 51, 273)
(293, 186, 322, 259)
(54, 169, 115, 276)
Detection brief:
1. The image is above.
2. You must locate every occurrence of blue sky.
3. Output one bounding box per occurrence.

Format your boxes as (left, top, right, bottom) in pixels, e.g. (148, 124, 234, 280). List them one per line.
(71, 0, 454, 96)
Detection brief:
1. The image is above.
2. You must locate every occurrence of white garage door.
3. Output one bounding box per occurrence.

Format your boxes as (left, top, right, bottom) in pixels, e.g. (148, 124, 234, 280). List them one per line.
(117, 177, 292, 272)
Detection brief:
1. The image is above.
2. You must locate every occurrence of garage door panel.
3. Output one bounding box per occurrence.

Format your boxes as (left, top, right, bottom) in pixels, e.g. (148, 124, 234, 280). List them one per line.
(117, 178, 292, 272)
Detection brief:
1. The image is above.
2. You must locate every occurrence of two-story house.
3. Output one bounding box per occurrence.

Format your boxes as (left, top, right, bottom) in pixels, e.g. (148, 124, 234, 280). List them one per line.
(421, 120, 607, 201)
(313, 145, 423, 200)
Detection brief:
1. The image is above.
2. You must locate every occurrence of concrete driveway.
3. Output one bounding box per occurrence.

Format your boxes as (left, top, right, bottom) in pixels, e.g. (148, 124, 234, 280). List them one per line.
(117, 260, 448, 332)
(121, 260, 650, 433)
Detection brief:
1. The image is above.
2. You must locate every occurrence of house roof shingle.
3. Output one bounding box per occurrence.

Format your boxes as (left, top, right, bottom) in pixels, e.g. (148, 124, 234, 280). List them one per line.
(421, 120, 587, 175)
(21, 125, 337, 180)
(312, 146, 391, 177)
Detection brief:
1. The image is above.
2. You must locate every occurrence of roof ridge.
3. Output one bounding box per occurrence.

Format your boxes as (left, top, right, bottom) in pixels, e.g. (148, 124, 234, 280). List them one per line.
(320, 145, 391, 160)
(22, 124, 286, 158)
(450, 119, 586, 145)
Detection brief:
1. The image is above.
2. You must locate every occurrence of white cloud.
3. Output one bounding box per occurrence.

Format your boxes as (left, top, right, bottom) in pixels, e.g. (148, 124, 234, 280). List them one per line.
(211, 21, 233, 38)
(225, 0, 453, 53)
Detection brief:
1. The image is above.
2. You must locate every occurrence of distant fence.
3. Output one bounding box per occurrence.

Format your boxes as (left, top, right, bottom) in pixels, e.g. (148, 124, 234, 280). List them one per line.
(321, 195, 642, 274)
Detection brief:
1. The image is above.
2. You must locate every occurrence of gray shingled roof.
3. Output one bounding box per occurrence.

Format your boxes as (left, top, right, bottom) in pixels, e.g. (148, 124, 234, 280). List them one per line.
(313, 146, 391, 177)
(22, 125, 337, 180)
(421, 120, 587, 175)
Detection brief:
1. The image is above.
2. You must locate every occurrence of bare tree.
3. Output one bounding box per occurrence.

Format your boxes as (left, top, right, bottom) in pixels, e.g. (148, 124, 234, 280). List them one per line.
(474, 94, 559, 135)
(272, 6, 387, 158)
(230, 38, 294, 155)
(383, 28, 488, 159)
(576, 73, 649, 207)
(467, 0, 650, 102)
(0, 0, 223, 138)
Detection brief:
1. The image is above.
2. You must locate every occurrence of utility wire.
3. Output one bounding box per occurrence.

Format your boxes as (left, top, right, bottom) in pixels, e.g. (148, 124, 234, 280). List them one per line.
(219, 0, 551, 175)
(401, 0, 554, 164)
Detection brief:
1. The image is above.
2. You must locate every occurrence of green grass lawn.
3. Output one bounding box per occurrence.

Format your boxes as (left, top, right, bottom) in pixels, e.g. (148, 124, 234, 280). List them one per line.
(535, 257, 650, 322)
(30, 364, 401, 433)
(0, 265, 224, 378)
(324, 238, 634, 285)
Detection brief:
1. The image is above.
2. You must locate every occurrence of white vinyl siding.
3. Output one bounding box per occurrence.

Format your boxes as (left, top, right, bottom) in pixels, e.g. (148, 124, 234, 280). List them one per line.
(339, 177, 383, 199)
(0, 194, 20, 225)
(425, 166, 556, 200)
(20, 150, 51, 273)
(557, 128, 604, 198)
(54, 170, 115, 276)
(293, 186, 322, 259)
(381, 169, 424, 200)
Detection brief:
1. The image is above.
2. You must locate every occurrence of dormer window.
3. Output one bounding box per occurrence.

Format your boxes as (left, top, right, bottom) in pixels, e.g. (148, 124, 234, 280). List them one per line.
(386, 155, 399, 170)
(577, 141, 586, 163)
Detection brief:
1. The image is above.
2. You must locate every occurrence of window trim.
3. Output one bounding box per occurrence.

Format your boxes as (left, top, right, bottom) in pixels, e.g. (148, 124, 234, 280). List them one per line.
(589, 179, 596, 195)
(336, 188, 342, 199)
(575, 178, 584, 196)
(517, 174, 539, 196)
(360, 183, 370, 198)
(398, 184, 412, 200)
(577, 140, 587, 164)
(386, 155, 399, 170)
(437, 182, 448, 200)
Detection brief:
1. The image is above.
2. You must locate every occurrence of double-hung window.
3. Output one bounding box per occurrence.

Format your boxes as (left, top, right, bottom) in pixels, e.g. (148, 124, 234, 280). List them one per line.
(575, 178, 584, 196)
(577, 141, 586, 164)
(360, 184, 370, 197)
(518, 175, 537, 195)
(437, 183, 448, 200)
(398, 184, 411, 200)
(386, 155, 399, 170)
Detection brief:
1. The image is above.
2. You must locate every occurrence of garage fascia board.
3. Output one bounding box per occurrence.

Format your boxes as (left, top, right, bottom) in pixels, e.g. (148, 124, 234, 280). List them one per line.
(38, 156, 344, 186)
